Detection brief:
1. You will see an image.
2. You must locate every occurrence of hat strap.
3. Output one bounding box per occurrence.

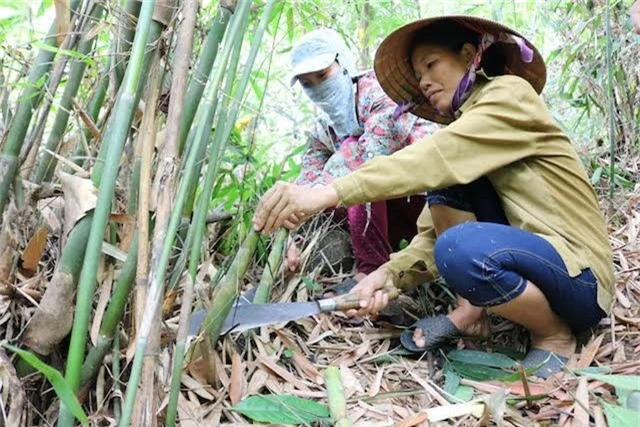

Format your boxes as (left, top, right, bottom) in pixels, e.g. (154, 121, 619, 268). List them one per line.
(450, 32, 533, 113)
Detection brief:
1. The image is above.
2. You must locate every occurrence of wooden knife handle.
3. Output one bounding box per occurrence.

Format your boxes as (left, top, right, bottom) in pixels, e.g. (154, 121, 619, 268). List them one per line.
(331, 285, 400, 312)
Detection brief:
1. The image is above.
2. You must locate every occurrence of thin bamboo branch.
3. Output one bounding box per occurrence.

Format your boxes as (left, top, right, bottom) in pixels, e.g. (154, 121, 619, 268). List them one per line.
(118, 5, 253, 420)
(57, 0, 159, 425)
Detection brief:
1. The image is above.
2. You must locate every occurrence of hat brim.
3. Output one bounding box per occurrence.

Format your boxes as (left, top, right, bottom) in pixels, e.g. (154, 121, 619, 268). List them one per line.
(290, 53, 337, 86)
(373, 16, 546, 124)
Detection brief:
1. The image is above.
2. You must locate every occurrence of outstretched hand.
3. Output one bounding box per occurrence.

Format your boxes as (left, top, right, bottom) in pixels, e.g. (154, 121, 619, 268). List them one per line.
(252, 182, 340, 234)
(345, 267, 396, 318)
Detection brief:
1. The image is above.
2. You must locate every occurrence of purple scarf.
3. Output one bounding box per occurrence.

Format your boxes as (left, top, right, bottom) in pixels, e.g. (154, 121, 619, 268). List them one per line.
(393, 32, 534, 120)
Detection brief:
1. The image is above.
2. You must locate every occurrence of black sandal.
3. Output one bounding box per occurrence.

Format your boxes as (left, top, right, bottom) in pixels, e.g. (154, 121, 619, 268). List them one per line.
(400, 314, 461, 353)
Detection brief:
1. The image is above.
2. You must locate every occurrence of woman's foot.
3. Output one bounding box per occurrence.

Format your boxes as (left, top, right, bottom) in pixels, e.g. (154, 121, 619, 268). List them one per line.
(411, 304, 491, 348)
(530, 328, 576, 359)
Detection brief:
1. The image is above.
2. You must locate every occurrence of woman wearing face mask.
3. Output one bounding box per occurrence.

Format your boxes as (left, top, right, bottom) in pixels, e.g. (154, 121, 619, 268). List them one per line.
(253, 17, 614, 378)
(285, 29, 439, 291)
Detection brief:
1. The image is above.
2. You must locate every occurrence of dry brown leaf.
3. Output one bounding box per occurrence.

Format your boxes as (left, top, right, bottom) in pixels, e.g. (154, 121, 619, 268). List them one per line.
(180, 374, 215, 401)
(257, 354, 312, 391)
(576, 333, 605, 369)
(369, 367, 384, 398)
(229, 348, 245, 405)
(21, 226, 47, 272)
(394, 411, 428, 427)
(340, 364, 364, 399)
(59, 171, 98, 239)
(573, 377, 589, 427)
(54, 0, 70, 46)
(247, 369, 269, 395)
(275, 330, 323, 384)
(177, 392, 201, 427)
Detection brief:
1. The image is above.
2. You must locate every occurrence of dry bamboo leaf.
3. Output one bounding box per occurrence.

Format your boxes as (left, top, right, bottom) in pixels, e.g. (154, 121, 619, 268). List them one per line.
(369, 367, 384, 398)
(409, 372, 449, 406)
(54, 0, 70, 46)
(21, 226, 47, 273)
(177, 393, 201, 427)
(90, 266, 114, 345)
(572, 378, 589, 427)
(229, 349, 245, 405)
(180, 374, 215, 401)
(0, 349, 26, 426)
(212, 350, 230, 388)
(340, 364, 364, 399)
(394, 411, 428, 427)
(257, 354, 312, 391)
(247, 368, 269, 395)
(593, 405, 606, 427)
(58, 171, 98, 239)
(275, 330, 323, 384)
(576, 333, 605, 369)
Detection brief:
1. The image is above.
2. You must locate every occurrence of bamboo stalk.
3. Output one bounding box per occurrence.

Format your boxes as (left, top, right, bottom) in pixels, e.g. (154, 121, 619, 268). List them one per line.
(57, 0, 159, 425)
(114, 0, 143, 91)
(178, 2, 235, 152)
(22, 19, 165, 362)
(200, 229, 260, 346)
(20, 1, 90, 178)
(119, 5, 253, 423)
(79, 234, 138, 389)
(254, 229, 287, 303)
(33, 3, 106, 183)
(325, 366, 353, 427)
(0, 0, 82, 220)
(168, 0, 250, 289)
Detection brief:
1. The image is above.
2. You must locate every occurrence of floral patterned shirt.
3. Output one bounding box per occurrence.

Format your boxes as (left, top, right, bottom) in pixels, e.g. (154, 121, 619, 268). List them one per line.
(295, 71, 440, 187)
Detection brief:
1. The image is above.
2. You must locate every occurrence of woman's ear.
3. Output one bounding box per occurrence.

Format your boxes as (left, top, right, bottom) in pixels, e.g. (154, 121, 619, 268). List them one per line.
(461, 43, 477, 65)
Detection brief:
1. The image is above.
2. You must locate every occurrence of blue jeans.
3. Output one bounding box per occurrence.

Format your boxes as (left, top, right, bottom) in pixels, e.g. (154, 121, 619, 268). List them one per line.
(427, 178, 605, 333)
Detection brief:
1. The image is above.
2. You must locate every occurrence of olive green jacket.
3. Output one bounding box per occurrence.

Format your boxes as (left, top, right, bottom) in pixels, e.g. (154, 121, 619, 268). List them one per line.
(332, 75, 614, 313)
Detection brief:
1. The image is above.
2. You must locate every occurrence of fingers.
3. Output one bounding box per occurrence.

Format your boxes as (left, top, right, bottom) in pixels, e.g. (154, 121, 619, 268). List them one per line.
(254, 184, 283, 232)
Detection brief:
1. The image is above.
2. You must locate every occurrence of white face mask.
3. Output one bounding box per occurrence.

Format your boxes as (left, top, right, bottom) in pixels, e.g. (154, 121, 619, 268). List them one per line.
(302, 66, 362, 140)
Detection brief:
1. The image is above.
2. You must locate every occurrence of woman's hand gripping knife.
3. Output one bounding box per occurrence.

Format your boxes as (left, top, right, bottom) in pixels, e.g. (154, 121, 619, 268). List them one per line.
(344, 266, 399, 318)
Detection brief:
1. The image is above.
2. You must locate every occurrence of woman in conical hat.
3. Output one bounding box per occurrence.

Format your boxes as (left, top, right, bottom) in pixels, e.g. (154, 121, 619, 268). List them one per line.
(253, 16, 613, 378)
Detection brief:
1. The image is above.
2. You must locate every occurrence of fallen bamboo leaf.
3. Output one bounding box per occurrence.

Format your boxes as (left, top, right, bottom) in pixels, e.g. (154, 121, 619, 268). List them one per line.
(275, 330, 323, 384)
(58, 171, 97, 239)
(229, 346, 245, 405)
(231, 394, 330, 425)
(577, 333, 605, 369)
(573, 377, 590, 426)
(21, 226, 47, 272)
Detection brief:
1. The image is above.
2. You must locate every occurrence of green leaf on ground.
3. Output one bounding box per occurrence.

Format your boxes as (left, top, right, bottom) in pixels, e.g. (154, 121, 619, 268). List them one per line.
(231, 394, 330, 424)
(449, 360, 520, 382)
(603, 402, 639, 427)
(448, 349, 517, 369)
(2, 343, 89, 425)
(582, 374, 640, 407)
(302, 276, 323, 292)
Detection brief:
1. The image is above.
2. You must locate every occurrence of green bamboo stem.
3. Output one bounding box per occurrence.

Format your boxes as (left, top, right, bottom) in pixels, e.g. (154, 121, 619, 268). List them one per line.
(254, 229, 287, 303)
(181, 0, 275, 277)
(167, 2, 250, 289)
(118, 6, 253, 423)
(114, 0, 143, 90)
(92, 20, 163, 183)
(112, 333, 121, 422)
(33, 3, 106, 183)
(200, 229, 260, 346)
(57, 0, 158, 425)
(0, 0, 82, 219)
(325, 366, 352, 427)
(80, 234, 138, 387)
(178, 3, 234, 152)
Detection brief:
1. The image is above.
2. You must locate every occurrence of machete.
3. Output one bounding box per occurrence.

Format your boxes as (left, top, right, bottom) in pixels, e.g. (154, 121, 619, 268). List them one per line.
(188, 286, 399, 337)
